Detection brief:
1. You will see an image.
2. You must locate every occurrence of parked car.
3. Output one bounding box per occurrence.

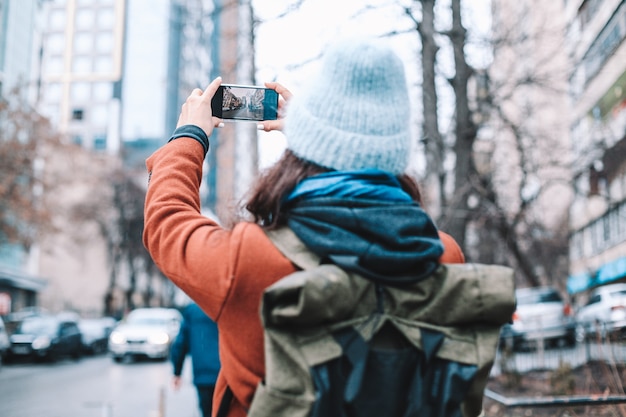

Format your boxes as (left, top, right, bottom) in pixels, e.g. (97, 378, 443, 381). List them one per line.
(78, 317, 117, 355)
(0, 317, 10, 367)
(3, 306, 50, 336)
(6, 306, 50, 321)
(6, 315, 83, 362)
(108, 308, 182, 363)
(500, 286, 576, 350)
(575, 283, 626, 341)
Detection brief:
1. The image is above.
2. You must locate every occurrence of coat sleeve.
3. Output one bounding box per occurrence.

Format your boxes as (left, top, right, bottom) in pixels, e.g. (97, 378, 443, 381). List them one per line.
(170, 309, 190, 377)
(143, 137, 237, 320)
(438, 231, 465, 264)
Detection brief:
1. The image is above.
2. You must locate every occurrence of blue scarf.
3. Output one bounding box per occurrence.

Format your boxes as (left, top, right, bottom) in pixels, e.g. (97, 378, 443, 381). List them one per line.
(284, 169, 413, 205)
(282, 170, 444, 286)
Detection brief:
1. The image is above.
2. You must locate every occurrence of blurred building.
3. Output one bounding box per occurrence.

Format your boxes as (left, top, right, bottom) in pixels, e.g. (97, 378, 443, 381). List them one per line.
(0, 0, 47, 315)
(5, 0, 258, 316)
(0, 0, 40, 98)
(37, 0, 124, 152)
(486, 0, 572, 287)
(206, 0, 258, 224)
(565, 0, 626, 295)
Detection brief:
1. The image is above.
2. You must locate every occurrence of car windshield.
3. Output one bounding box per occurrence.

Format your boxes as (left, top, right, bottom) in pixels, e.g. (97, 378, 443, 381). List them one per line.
(127, 316, 172, 326)
(17, 318, 57, 335)
(79, 321, 99, 329)
(79, 320, 105, 333)
(517, 291, 562, 305)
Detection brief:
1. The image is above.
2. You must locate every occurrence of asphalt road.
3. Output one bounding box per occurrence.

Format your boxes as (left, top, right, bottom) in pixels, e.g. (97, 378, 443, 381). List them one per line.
(222, 107, 263, 121)
(0, 354, 199, 417)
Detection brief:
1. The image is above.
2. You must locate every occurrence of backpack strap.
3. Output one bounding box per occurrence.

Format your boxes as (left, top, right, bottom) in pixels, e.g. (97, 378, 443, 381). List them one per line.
(265, 227, 321, 270)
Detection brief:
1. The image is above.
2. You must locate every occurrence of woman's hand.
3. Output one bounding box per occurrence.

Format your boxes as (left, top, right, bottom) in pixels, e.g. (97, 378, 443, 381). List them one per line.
(177, 76, 224, 137)
(257, 81, 293, 132)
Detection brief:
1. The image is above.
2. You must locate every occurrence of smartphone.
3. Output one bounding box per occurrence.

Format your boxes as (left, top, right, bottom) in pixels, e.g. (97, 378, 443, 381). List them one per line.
(211, 84, 279, 121)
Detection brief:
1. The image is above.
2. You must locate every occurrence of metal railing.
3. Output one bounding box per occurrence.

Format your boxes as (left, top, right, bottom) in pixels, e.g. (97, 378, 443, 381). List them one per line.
(491, 334, 626, 376)
(487, 333, 626, 410)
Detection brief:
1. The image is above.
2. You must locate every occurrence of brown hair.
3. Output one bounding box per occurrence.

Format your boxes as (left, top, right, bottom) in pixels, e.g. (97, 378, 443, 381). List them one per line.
(242, 149, 423, 229)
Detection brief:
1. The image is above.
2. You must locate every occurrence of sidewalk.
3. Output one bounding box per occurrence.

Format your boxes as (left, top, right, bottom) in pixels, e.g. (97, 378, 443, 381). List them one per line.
(153, 359, 201, 417)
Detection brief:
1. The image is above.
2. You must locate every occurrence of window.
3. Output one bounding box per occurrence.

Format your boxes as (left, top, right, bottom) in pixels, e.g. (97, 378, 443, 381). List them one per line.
(97, 8, 115, 29)
(71, 82, 91, 101)
(608, 209, 619, 246)
(94, 56, 112, 73)
(74, 32, 93, 54)
(91, 104, 108, 126)
(72, 56, 92, 74)
(621, 203, 626, 240)
(574, 199, 626, 259)
(93, 82, 112, 101)
(75, 9, 95, 30)
(586, 294, 601, 306)
(60, 323, 72, 336)
(581, 3, 626, 84)
(44, 83, 62, 102)
(591, 220, 603, 254)
(589, 164, 605, 196)
(45, 56, 64, 75)
(72, 109, 84, 120)
(95, 32, 113, 54)
(570, 231, 583, 260)
(94, 134, 107, 150)
(46, 33, 65, 55)
(49, 9, 66, 30)
(578, 0, 602, 30)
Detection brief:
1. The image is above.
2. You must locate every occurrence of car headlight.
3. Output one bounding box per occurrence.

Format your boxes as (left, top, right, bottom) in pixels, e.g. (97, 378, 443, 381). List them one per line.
(32, 336, 51, 350)
(109, 331, 126, 345)
(148, 332, 169, 345)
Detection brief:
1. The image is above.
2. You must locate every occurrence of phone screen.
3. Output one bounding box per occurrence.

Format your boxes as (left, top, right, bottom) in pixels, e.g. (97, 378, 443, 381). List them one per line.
(211, 84, 279, 121)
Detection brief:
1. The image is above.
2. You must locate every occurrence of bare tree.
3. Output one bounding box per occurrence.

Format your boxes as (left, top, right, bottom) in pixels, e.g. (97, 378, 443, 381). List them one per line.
(0, 88, 66, 248)
(252, 0, 573, 287)
(69, 162, 170, 316)
(358, 0, 572, 286)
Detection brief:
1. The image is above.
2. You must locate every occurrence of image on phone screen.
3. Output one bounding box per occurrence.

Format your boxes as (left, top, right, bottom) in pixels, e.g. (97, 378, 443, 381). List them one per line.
(211, 84, 279, 121)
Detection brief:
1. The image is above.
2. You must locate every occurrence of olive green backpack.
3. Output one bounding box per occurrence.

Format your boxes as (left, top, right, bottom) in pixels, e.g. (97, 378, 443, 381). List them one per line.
(245, 228, 515, 417)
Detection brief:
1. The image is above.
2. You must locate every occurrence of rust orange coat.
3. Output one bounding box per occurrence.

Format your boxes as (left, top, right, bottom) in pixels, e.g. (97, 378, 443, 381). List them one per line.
(143, 138, 465, 417)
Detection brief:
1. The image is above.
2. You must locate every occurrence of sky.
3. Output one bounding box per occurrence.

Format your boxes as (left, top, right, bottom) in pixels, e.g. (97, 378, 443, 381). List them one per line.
(250, 0, 493, 168)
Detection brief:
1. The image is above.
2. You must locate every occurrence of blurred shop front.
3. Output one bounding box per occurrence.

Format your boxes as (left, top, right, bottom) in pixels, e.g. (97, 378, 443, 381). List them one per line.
(0, 267, 47, 316)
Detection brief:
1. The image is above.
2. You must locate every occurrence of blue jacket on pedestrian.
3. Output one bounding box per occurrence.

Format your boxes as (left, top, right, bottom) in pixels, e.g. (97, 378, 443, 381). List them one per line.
(170, 302, 220, 386)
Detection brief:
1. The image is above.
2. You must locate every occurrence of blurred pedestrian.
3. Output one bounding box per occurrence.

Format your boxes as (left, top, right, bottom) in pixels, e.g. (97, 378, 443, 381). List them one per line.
(145, 37, 465, 417)
(170, 302, 220, 417)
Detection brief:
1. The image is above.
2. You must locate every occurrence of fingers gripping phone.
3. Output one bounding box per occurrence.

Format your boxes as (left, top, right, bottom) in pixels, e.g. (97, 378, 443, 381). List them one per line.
(211, 84, 279, 121)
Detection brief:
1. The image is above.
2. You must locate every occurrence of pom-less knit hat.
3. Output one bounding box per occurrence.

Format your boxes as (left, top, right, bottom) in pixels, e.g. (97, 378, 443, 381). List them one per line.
(284, 38, 411, 174)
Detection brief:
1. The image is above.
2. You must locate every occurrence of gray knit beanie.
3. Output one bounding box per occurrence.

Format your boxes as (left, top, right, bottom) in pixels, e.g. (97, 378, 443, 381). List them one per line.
(284, 38, 411, 174)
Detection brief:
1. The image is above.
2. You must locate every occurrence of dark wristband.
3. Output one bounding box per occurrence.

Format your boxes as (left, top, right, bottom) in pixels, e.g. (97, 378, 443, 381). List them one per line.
(168, 125, 210, 155)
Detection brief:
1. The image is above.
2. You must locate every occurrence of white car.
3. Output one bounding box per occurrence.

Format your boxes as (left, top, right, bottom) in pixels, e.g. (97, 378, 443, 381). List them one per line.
(575, 283, 626, 341)
(108, 308, 181, 363)
(500, 286, 576, 350)
(79, 317, 117, 354)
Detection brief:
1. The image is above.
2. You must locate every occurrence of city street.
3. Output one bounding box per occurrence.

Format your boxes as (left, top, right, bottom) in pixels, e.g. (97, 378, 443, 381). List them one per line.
(222, 107, 263, 121)
(0, 355, 199, 417)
